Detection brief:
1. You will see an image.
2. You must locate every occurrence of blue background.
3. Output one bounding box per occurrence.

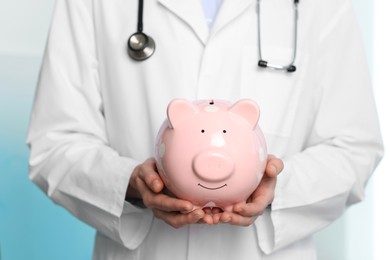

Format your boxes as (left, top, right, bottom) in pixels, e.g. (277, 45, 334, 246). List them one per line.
(0, 55, 95, 259)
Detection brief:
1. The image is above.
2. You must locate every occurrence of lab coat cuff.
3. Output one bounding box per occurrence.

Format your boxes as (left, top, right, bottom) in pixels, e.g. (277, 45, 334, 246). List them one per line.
(111, 157, 138, 216)
(117, 201, 154, 250)
(116, 159, 154, 250)
(52, 153, 139, 219)
(51, 155, 154, 250)
(91, 156, 153, 250)
(254, 207, 276, 255)
(256, 186, 350, 254)
(255, 171, 284, 255)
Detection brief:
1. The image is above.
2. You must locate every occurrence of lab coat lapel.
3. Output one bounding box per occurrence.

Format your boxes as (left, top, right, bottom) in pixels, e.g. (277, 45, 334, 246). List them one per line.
(157, 0, 209, 44)
(211, 0, 255, 36)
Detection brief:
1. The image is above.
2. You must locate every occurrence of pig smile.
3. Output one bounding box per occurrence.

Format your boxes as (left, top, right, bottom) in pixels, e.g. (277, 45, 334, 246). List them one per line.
(198, 183, 227, 190)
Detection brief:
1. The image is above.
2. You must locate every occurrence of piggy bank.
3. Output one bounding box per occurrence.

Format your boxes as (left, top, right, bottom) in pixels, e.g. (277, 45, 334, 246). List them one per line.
(155, 99, 267, 212)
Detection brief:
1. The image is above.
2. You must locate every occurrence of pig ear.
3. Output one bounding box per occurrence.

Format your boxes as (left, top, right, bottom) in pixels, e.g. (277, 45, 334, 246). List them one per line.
(167, 99, 199, 128)
(229, 99, 260, 129)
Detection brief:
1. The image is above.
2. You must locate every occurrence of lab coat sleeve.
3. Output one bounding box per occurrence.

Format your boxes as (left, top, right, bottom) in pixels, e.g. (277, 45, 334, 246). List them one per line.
(255, 0, 384, 254)
(26, 0, 153, 249)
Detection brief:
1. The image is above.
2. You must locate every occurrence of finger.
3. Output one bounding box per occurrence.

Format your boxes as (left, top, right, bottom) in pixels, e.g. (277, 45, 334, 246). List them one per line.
(202, 213, 214, 225)
(136, 177, 193, 213)
(197, 207, 223, 224)
(196, 219, 207, 224)
(194, 208, 218, 225)
(265, 155, 284, 178)
(196, 214, 214, 225)
(153, 208, 205, 229)
(219, 212, 256, 227)
(212, 212, 222, 224)
(138, 159, 164, 193)
(233, 175, 276, 217)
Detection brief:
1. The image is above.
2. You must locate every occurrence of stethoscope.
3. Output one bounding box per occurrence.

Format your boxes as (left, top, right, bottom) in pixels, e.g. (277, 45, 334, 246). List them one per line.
(128, 0, 299, 72)
(127, 0, 155, 60)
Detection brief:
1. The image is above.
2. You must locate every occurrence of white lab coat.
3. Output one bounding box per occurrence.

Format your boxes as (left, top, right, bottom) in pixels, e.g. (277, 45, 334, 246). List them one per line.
(27, 0, 383, 259)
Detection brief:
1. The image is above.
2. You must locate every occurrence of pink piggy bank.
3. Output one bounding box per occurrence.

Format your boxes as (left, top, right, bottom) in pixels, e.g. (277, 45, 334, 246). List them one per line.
(155, 99, 267, 212)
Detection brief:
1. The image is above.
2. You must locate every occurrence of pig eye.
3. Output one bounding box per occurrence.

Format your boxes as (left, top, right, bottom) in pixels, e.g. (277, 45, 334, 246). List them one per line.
(201, 129, 205, 133)
(223, 130, 227, 133)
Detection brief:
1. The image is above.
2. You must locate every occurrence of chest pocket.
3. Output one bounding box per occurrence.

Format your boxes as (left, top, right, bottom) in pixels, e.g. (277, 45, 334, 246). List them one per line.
(240, 45, 307, 137)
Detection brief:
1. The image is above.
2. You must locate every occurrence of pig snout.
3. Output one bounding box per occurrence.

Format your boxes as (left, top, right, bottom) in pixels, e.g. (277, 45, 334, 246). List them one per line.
(192, 150, 235, 182)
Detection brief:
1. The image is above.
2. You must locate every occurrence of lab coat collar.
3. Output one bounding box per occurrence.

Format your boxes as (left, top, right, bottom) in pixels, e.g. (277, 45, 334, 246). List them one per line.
(157, 0, 255, 44)
(211, 0, 255, 37)
(158, 0, 209, 44)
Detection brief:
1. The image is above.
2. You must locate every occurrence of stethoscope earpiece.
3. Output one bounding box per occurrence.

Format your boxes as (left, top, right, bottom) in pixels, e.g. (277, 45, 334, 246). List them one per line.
(287, 65, 296, 72)
(128, 32, 155, 61)
(258, 60, 297, 73)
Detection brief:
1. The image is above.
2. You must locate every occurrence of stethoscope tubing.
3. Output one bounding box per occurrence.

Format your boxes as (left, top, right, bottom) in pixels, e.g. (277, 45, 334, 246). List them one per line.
(257, 0, 299, 72)
(128, 0, 299, 72)
(137, 0, 144, 32)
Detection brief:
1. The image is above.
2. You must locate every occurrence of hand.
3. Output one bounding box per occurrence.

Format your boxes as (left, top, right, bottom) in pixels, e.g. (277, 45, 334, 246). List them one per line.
(126, 158, 213, 228)
(212, 155, 284, 226)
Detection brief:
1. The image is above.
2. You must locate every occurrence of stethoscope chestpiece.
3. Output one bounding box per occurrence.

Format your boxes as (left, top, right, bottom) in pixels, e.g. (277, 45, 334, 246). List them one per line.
(127, 32, 155, 61)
